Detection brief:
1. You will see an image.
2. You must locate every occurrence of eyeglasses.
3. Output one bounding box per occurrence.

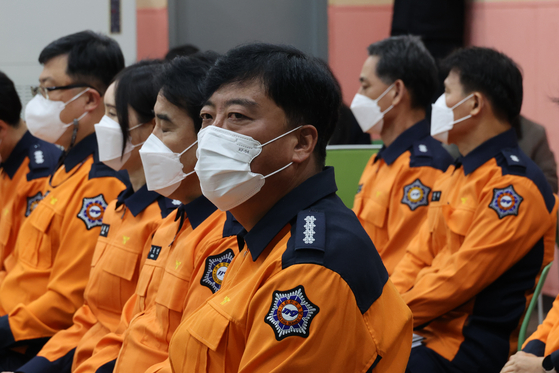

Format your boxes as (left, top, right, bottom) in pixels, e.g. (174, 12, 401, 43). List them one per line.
(30, 83, 94, 100)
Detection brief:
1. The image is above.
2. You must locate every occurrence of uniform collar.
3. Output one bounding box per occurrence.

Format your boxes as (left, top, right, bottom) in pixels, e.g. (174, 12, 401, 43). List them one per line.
(459, 129, 518, 175)
(63, 133, 98, 171)
(375, 119, 429, 165)
(176, 195, 217, 231)
(1, 131, 35, 179)
(116, 184, 161, 217)
(241, 166, 338, 261)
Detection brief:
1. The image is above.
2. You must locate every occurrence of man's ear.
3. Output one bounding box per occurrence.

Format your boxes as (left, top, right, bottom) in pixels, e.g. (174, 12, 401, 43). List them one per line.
(0, 120, 10, 139)
(292, 125, 318, 164)
(84, 89, 103, 112)
(391, 79, 406, 107)
(470, 92, 484, 117)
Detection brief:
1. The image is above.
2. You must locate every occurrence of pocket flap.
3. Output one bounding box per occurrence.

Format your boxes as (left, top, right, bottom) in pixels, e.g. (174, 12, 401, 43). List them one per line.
(444, 206, 475, 236)
(103, 246, 139, 281)
(136, 263, 156, 297)
(155, 271, 190, 312)
(362, 198, 388, 229)
(30, 205, 55, 233)
(187, 303, 230, 351)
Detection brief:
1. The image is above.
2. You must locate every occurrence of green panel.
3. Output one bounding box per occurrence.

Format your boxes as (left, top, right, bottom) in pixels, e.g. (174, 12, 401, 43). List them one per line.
(325, 146, 380, 208)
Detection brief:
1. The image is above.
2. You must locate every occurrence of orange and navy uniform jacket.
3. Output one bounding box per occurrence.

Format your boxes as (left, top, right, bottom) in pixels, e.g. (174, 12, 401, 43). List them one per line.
(391, 129, 558, 372)
(109, 210, 242, 373)
(168, 167, 413, 373)
(353, 120, 453, 275)
(17, 184, 177, 373)
(0, 133, 129, 350)
(523, 294, 559, 370)
(71, 196, 217, 373)
(0, 131, 61, 280)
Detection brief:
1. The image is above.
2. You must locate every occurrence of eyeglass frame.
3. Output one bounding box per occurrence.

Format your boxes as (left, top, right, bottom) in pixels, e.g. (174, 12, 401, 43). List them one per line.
(30, 83, 99, 100)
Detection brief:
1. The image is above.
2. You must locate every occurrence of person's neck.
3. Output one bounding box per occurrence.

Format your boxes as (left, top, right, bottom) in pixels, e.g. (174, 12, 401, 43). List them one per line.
(127, 166, 146, 192)
(230, 160, 319, 232)
(1, 120, 27, 161)
(456, 117, 510, 156)
(380, 108, 425, 147)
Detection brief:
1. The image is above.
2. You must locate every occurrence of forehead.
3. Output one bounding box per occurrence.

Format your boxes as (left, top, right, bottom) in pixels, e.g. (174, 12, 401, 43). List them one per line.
(361, 55, 380, 80)
(444, 69, 462, 89)
(39, 54, 72, 85)
(155, 92, 188, 118)
(104, 82, 116, 105)
(208, 80, 269, 106)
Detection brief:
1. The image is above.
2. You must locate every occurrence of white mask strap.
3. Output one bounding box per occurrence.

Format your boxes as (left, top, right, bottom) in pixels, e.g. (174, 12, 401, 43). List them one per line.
(183, 169, 196, 178)
(451, 93, 474, 110)
(262, 125, 303, 147)
(264, 162, 293, 179)
(452, 114, 472, 126)
(179, 140, 198, 156)
(375, 83, 395, 103)
(129, 122, 145, 132)
(64, 88, 90, 107)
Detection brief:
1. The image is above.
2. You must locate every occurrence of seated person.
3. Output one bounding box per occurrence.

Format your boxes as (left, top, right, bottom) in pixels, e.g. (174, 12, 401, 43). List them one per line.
(15, 60, 179, 373)
(392, 46, 557, 373)
(167, 43, 413, 373)
(0, 31, 128, 370)
(351, 35, 453, 275)
(0, 71, 61, 281)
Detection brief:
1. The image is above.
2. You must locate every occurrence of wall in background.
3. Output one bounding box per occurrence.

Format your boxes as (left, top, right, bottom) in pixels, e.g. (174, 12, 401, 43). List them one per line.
(136, 0, 168, 59)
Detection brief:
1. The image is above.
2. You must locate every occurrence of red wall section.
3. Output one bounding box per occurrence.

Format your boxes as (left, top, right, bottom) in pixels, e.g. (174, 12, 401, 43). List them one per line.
(136, 7, 169, 60)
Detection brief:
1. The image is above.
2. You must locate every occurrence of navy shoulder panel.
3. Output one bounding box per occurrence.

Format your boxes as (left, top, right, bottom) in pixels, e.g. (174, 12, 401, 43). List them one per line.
(88, 161, 130, 186)
(26, 140, 62, 181)
(409, 136, 454, 172)
(496, 147, 555, 213)
(282, 194, 389, 314)
(158, 197, 181, 219)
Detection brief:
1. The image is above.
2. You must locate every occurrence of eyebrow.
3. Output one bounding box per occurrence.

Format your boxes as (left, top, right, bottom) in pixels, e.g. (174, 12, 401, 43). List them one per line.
(105, 103, 116, 108)
(156, 113, 171, 122)
(39, 77, 54, 85)
(225, 98, 259, 108)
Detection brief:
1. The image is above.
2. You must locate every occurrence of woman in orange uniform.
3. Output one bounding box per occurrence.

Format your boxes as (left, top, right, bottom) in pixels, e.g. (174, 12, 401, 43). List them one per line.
(16, 60, 178, 373)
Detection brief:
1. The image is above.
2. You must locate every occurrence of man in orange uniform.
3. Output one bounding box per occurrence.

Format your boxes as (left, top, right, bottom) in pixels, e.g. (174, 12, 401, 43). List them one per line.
(351, 36, 453, 275)
(0, 31, 128, 370)
(392, 47, 557, 373)
(0, 71, 61, 280)
(502, 295, 559, 372)
(168, 43, 413, 373)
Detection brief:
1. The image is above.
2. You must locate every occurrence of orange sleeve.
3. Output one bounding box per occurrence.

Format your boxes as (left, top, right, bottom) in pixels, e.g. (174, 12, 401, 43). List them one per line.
(524, 294, 559, 349)
(7, 177, 125, 342)
(401, 179, 557, 327)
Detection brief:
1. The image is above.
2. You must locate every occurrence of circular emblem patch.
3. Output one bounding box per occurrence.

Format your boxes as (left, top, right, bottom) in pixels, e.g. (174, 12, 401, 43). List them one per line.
(26, 192, 44, 217)
(401, 179, 431, 211)
(200, 248, 235, 293)
(265, 285, 319, 341)
(489, 185, 523, 219)
(77, 194, 108, 230)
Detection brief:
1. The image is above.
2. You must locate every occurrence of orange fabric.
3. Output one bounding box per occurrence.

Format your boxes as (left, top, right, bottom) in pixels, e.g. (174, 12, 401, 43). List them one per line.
(524, 294, 559, 355)
(0, 153, 127, 343)
(169, 230, 412, 373)
(35, 194, 167, 367)
(113, 210, 239, 373)
(392, 154, 557, 362)
(353, 151, 448, 275)
(73, 208, 196, 373)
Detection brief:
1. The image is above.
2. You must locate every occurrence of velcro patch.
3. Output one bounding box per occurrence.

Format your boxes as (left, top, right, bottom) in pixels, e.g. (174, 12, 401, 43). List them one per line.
(265, 285, 319, 341)
(148, 245, 162, 261)
(489, 185, 523, 219)
(77, 194, 108, 230)
(100, 223, 110, 237)
(431, 191, 441, 202)
(26, 192, 43, 217)
(401, 179, 431, 211)
(200, 248, 235, 293)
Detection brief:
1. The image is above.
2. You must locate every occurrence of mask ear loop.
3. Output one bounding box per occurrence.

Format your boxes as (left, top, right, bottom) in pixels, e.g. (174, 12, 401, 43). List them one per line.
(261, 125, 303, 147)
(177, 140, 199, 179)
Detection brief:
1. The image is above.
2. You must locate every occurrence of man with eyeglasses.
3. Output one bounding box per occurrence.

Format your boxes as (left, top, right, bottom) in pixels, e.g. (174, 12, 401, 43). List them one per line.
(0, 31, 128, 370)
(0, 71, 61, 284)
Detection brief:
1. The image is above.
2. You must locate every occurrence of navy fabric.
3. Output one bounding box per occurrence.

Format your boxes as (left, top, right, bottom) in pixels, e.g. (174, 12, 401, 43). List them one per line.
(550, 349, 559, 369)
(0, 131, 61, 180)
(95, 359, 116, 373)
(115, 184, 171, 218)
(407, 345, 464, 373)
(523, 339, 546, 356)
(222, 211, 244, 238)
(175, 195, 217, 231)
(16, 348, 75, 373)
(0, 315, 14, 349)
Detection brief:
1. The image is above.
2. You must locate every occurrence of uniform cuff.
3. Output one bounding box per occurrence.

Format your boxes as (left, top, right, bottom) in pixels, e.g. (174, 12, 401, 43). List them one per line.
(16, 348, 75, 373)
(0, 314, 15, 349)
(96, 359, 116, 373)
(550, 349, 559, 369)
(523, 339, 546, 356)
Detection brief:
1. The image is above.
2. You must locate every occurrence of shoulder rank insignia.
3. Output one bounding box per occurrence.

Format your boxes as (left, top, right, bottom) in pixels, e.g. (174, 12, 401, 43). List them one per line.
(489, 185, 523, 219)
(77, 194, 108, 230)
(265, 285, 319, 341)
(401, 179, 431, 211)
(200, 248, 235, 293)
(25, 192, 43, 217)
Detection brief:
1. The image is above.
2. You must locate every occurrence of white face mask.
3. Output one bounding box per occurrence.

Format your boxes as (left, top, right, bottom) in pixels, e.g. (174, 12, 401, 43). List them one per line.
(25, 88, 90, 144)
(430, 93, 474, 144)
(194, 125, 301, 211)
(139, 134, 197, 197)
(350, 83, 395, 135)
(94, 115, 145, 171)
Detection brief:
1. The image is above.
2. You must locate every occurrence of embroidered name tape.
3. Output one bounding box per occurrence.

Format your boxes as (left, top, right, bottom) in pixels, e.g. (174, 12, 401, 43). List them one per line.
(100, 223, 110, 237)
(148, 245, 162, 261)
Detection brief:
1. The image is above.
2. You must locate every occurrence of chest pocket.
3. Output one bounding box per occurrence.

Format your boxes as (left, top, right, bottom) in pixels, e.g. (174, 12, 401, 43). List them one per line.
(155, 270, 190, 313)
(17, 204, 56, 269)
(184, 302, 230, 372)
(443, 205, 475, 251)
(0, 205, 13, 253)
(91, 244, 140, 314)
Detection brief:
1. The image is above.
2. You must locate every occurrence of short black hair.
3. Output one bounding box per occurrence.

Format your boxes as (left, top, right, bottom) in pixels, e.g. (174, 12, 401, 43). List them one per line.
(114, 60, 165, 155)
(367, 35, 438, 109)
(442, 46, 523, 128)
(158, 51, 220, 133)
(39, 30, 125, 95)
(0, 71, 22, 126)
(204, 43, 342, 167)
(165, 44, 201, 61)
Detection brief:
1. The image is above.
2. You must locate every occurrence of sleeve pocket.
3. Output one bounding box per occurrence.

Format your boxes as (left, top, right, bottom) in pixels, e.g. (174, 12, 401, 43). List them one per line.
(103, 247, 139, 281)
